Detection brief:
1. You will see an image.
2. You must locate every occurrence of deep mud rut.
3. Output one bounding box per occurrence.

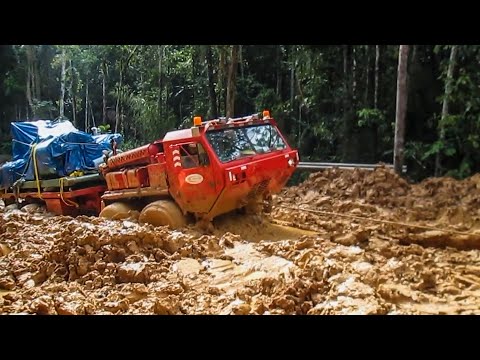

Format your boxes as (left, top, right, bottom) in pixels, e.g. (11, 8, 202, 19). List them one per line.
(2, 167, 480, 315)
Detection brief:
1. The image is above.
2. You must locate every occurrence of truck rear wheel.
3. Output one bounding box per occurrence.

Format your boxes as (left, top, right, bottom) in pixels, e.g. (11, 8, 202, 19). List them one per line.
(99, 202, 139, 220)
(138, 200, 186, 229)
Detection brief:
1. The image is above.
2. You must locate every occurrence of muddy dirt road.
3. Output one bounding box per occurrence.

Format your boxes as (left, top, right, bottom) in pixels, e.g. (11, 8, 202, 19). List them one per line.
(1, 167, 480, 315)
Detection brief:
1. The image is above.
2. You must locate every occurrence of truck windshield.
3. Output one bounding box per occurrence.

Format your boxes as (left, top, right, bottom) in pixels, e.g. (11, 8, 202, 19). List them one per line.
(205, 124, 287, 163)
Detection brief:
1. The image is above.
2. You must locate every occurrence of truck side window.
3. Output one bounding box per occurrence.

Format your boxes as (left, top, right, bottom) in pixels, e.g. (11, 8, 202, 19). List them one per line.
(179, 143, 210, 168)
(180, 144, 199, 169)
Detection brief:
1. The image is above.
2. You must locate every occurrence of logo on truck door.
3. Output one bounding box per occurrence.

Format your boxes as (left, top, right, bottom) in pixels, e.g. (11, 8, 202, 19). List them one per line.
(185, 174, 204, 185)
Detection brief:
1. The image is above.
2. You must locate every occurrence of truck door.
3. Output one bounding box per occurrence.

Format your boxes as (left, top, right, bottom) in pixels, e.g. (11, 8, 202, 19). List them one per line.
(167, 142, 217, 214)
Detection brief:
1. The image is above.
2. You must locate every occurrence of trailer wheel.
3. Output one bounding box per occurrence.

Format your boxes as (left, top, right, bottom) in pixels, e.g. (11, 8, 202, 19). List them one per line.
(138, 200, 186, 229)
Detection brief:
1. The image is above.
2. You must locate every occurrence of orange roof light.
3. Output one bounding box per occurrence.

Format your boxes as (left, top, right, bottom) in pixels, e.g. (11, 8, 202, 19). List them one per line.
(263, 110, 270, 118)
(193, 116, 202, 126)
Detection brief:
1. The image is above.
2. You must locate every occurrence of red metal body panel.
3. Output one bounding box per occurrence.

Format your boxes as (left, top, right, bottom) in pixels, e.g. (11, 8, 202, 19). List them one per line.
(1, 185, 106, 216)
(203, 146, 297, 220)
(147, 163, 167, 188)
(164, 141, 219, 214)
(106, 143, 160, 171)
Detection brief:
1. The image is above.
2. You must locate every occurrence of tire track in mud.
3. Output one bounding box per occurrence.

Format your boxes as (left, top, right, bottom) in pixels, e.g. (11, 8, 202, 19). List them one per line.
(272, 167, 480, 250)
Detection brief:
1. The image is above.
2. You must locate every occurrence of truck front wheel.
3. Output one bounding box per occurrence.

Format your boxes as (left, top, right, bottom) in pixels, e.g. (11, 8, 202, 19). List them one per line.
(138, 200, 186, 229)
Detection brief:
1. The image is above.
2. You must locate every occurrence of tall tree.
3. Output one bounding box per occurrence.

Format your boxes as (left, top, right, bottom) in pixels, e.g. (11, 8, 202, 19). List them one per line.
(276, 45, 283, 97)
(205, 45, 218, 119)
(352, 46, 357, 104)
(157, 45, 163, 118)
(374, 45, 380, 109)
(115, 46, 138, 133)
(364, 45, 370, 106)
(394, 45, 410, 174)
(218, 46, 228, 116)
(69, 59, 77, 126)
(226, 45, 239, 118)
(342, 45, 354, 161)
(435, 45, 458, 176)
(84, 77, 89, 131)
(101, 60, 107, 123)
(25, 45, 35, 118)
(59, 48, 66, 119)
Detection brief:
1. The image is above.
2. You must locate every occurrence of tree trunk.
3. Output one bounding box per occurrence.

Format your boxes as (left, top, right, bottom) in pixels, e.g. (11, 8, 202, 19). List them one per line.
(102, 61, 107, 123)
(90, 100, 96, 128)
(85, 79, 89, 131)
(342, 45, 354, 162)
(290, 63, 295, 106)
(114, 46, 137, 133)
(276, 46, 282, 97)
(25, 45, 34, 117)
(226, 45, 239, 118)
(192, 47, 197, 113)
(69, 60, 77, 126)
(59, 49, 66, 119)
(364, 45, 370, 107)
(239, 45, 244, 79)
(206, 45, 218, 119)
(352, 46, 357, 104)
(26, 65, 32, 118)
(374, 45, 380, 110)
(394, 45, 410, 174)
(435, 45, 458, 177)
(115, 63, 122, 133)
(158, 45, 163, 117)
(165, 61, 169, 122)
(218, 47, 227, 116)
(33, 47, 41, 100)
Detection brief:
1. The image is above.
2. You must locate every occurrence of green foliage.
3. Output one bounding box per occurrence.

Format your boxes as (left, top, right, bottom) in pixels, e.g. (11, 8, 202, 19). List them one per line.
(98, 124, 110, 133)
(405, 141, 430, 162)
(357, 108, 385, 127)
(1, 44, 480, 181)
(0, 141, 11, 154)
(121, 138, 144, 151)
(445, 160, 471, 179)
(254, 88, 280, 111)
(32, 100, 56, 118)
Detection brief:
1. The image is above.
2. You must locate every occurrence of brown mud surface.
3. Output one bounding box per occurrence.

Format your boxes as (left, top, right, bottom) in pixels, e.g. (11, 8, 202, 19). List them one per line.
(272, 167, 480, 250)
(1, 167, 480, 315)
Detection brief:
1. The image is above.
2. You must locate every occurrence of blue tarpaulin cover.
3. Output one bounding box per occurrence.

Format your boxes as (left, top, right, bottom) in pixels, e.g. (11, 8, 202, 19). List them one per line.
(0, 120, 123, 188)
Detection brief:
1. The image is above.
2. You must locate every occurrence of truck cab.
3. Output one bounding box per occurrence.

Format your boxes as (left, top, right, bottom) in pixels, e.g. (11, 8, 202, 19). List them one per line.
(163, 111, 298, 221)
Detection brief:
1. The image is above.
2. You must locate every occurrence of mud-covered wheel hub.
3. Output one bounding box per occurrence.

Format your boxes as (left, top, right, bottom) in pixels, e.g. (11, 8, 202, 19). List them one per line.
(99, 202, 139, 220)
(138, 200, 186, 229)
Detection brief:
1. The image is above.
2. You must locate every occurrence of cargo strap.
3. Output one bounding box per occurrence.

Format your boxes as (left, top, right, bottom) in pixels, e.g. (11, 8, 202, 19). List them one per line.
(32, 144, 42, 199)
(59, 177, 79, 208)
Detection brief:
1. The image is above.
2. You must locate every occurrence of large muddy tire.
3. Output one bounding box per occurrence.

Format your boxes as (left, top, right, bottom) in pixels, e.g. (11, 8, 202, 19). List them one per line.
(138, 200, 186, 229)
(100, 202, 139, 220)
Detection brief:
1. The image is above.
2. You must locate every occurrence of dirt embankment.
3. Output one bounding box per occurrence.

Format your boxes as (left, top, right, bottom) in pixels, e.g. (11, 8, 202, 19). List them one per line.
(272, 167, 480, 250)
